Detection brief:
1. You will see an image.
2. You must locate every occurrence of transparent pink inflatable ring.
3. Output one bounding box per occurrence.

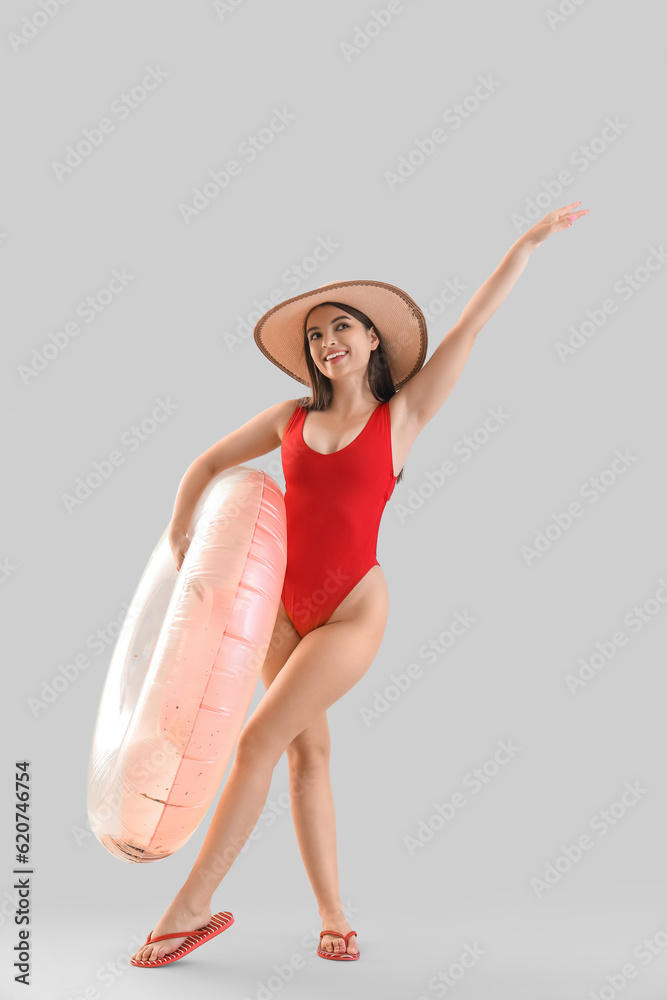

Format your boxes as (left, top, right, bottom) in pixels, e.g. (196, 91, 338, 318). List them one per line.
(86, 467, 287, 863)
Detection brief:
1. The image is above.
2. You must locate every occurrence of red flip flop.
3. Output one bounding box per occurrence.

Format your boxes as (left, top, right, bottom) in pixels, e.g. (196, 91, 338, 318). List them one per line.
(130, 910, 234, 968)
(317, 929, 360, 961)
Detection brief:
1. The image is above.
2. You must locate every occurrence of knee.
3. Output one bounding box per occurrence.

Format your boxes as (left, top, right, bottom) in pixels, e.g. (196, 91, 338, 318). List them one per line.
(286, 739, 330, 779)
(235, 724, 279, 769)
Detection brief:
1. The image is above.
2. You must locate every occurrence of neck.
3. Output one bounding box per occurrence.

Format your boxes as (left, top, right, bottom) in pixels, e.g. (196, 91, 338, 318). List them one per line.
(328, 378, 377, 412)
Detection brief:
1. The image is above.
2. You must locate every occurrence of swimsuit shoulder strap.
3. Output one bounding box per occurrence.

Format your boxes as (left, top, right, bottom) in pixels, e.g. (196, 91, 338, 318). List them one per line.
(281, 401, 306, 449)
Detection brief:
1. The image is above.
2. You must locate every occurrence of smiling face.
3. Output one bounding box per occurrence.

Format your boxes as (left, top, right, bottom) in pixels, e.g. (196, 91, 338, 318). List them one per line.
(305, 303, 379, 381)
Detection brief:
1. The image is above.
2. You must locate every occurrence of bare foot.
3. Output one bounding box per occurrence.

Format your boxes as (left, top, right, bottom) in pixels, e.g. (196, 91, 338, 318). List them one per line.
(132, 894, 212, 964)
(319, 913, 358, 957)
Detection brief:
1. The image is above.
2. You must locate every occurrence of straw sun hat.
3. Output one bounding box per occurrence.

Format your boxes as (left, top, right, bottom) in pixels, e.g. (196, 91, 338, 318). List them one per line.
(253, 279, 428, 390)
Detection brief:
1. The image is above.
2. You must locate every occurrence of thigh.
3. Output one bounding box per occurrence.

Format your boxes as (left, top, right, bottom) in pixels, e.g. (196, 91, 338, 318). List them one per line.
(323, 563, 389, 629)
(238, 597, 387, 766)
(261, 601, 331, 760)
(260, 600, 302, 692)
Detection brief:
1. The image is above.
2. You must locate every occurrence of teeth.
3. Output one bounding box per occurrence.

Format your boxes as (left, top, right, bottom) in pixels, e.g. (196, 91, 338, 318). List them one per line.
(325, 351, 346, 361)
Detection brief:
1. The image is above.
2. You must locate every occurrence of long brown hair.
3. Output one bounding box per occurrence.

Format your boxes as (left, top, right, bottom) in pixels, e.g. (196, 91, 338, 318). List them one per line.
(295, 300, 404, 484)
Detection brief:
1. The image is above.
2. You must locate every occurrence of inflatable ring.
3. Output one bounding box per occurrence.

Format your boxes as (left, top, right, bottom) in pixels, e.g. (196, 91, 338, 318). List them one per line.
(86, 466, 287, 863)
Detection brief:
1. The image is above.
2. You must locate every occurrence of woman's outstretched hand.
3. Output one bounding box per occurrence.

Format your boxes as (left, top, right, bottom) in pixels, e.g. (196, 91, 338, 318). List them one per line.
(524, 201, 589, 250)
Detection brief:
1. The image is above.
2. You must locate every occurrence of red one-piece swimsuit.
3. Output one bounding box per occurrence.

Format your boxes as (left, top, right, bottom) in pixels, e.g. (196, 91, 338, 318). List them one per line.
(280, 399, 398, 638)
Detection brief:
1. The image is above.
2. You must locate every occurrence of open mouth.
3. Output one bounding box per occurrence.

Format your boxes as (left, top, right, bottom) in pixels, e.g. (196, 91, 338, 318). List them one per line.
(324, 351, 348, 364)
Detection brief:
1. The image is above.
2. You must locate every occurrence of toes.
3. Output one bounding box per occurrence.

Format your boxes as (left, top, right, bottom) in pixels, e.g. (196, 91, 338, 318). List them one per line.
(320, 932, 358, 955)
(133, 945, 164, 963)
(320, 932, 360, 956)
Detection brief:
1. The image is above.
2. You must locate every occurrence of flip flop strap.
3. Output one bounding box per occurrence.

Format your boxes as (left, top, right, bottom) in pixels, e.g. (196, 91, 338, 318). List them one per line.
(148, 927, 208, 944)
(319, 929, 357, 942)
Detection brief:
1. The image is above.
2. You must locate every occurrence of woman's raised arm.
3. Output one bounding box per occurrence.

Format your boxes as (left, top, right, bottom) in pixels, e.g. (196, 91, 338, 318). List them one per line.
(397, 201, 588, 431)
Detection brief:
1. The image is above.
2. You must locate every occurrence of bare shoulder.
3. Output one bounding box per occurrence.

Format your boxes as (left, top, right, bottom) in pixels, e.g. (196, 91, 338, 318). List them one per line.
(198, 397, 306, 476)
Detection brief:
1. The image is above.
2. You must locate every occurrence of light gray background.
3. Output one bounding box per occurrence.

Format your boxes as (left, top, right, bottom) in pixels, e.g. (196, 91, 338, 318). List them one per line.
(2, 1, 666, 998)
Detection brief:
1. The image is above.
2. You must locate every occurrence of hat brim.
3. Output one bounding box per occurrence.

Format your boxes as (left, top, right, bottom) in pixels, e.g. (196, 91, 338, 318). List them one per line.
(253, 279, 428, 390)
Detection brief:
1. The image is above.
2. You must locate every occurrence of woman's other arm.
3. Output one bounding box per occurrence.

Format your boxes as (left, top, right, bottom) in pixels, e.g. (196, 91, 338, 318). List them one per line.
(397, 201, 588, 432)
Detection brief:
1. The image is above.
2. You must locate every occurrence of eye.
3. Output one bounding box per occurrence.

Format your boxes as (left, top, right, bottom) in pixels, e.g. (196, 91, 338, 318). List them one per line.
(309, 322, 349, 342)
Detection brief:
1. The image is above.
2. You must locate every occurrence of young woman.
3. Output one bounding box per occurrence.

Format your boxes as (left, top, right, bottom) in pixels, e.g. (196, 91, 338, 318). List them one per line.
(131, 200, 588, 967)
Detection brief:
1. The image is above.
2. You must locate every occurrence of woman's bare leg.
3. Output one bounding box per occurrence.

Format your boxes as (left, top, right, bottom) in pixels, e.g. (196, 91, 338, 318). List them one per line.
(131, 575, 387, 964)
(285, 719, 358, 956)
(258, 607, 357, 955)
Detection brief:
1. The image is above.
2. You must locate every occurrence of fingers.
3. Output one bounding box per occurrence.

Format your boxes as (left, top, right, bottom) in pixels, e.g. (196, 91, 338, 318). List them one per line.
(554, 201, 588, 222)
(544, 202, 588, 232)
(552, 200, 582, 217)
(565, 208, 589, 227)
